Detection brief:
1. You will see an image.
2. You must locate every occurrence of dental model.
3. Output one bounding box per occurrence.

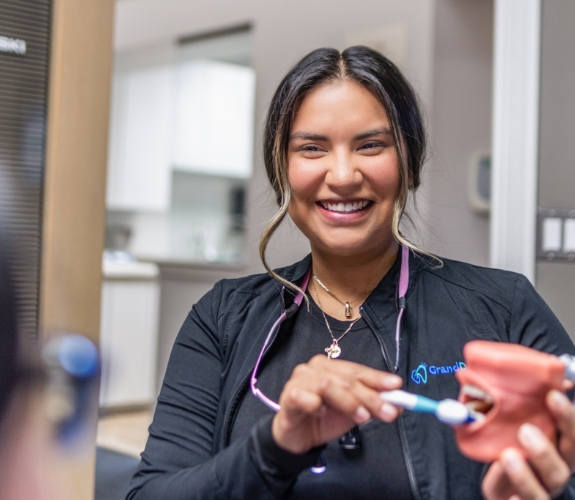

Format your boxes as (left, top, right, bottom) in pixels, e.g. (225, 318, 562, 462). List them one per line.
(381, 341, 575, 463)
(455, 340, 573, 462)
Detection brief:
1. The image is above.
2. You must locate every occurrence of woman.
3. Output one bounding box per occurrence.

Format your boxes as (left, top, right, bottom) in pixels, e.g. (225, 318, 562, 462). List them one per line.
(128, 46, 575, 499)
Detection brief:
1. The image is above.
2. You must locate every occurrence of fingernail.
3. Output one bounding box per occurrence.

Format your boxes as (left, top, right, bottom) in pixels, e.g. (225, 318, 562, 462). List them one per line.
(380, 402, 398, 421)
(518, 423, 546, 452)
(355, 406, 370, 423)
(383, 375, 402, 388)
(502, 448, 523, 472)
(549, 390, 570, 411)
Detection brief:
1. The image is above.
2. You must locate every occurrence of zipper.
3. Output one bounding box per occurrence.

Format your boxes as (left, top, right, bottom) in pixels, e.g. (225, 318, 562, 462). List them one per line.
(222, 371, 253, 447)
(360, 306, 422, 500)
(221, 303, 284, 447)
(360, 306, 393, 369)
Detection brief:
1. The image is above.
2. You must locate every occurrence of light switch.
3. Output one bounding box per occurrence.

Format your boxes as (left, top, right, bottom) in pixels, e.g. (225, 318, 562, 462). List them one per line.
(542, 217, 562, 252)
(563, 219, 575, 253)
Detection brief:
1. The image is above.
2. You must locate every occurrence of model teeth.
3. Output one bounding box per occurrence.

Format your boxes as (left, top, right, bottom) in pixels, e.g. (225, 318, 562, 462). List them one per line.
(461, 384, 493, 403)
(462, 384, 494, 419)
(321, 200, 370, 213)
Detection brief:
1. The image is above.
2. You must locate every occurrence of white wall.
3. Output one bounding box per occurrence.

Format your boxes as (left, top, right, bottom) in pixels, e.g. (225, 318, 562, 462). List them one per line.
(422, 0, 493, 266)
(115, 0, 437, 272)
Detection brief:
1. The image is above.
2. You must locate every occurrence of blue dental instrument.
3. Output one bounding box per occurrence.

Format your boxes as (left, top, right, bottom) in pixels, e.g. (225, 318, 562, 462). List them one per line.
(380, 390, 477, 425)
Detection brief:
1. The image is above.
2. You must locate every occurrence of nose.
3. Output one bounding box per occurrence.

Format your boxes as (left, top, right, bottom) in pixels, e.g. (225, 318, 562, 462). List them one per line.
(324, 149, 362, 193)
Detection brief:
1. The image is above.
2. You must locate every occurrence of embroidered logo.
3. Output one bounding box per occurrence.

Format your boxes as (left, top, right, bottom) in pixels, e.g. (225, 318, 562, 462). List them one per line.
(411, 363, 427, 384)
(411, 361, 466, 384)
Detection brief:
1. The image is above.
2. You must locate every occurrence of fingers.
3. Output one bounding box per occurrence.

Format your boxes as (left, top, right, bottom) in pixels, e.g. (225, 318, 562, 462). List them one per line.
(483, 393, 575, 500)
(516, 424, 570, 497)
(482, 460, 515, 500)
(307, 354, 403, 391)
(284, 366, 374, 423)
(283, 356, 402, 423)
(547, 390, 575, 471)
(283, 386, 324, 415)
(274, 356, 404, 453)
(499, 448, 551, 500)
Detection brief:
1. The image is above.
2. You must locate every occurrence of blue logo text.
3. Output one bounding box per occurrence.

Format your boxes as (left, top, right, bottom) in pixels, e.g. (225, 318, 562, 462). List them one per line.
(411, 361, 465, 384)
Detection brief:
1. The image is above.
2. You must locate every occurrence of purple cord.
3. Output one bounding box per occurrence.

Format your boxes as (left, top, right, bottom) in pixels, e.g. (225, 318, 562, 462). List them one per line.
(250, 268, 311, 411)
(394, 245, 410, 371)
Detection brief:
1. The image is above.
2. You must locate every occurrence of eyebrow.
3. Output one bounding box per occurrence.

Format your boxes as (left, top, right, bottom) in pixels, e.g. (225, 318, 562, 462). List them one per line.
(289, 132, 328, 141)
(289, 128, 393, 142)
(353, 128, 393, 140)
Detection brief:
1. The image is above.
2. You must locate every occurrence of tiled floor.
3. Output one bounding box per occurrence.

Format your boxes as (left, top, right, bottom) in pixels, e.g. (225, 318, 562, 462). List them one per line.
(96, 411, 152, 458)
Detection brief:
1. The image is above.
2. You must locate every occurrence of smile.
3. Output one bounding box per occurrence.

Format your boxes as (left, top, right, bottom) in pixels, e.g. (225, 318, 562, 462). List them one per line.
(319, 200, 372, 213)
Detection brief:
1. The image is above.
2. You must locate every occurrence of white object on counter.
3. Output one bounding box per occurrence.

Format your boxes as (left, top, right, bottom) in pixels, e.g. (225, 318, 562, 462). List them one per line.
(99, 259, 160, 409)
(102, 259, 159, 279)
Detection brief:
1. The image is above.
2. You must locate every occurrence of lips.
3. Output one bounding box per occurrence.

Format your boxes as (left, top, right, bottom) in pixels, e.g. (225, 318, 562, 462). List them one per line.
(318, 200, 372, 213)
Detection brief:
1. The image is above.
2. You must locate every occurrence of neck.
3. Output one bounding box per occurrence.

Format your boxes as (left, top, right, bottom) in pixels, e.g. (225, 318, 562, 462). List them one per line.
(311, 240, 400, 306)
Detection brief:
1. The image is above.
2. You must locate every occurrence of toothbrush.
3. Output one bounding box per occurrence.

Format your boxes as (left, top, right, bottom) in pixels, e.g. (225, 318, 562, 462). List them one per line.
(380, 390, 477, 425)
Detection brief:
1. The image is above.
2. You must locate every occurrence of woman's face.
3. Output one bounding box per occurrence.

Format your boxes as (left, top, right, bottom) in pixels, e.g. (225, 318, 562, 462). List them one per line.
(288, 79, 400, 258)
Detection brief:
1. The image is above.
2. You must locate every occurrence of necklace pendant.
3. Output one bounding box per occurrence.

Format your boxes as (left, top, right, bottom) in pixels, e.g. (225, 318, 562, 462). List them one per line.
(325, 341, 341, 359)
(345, 302, 351, 318)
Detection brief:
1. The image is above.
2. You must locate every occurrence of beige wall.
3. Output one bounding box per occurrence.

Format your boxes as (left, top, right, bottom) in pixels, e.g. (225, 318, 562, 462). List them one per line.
(42, 0, 114, 342)
(41, 1, 115, 499)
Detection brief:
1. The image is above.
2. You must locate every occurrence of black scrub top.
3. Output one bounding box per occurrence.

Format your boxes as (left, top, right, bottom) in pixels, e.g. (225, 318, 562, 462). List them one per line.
(230, 295, 415, 499)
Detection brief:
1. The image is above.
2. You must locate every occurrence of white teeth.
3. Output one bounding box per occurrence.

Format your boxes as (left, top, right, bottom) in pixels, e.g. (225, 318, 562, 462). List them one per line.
(321, 201, 370, 213)
(462, 384, 494, 420)
(462, 384, 493, 403)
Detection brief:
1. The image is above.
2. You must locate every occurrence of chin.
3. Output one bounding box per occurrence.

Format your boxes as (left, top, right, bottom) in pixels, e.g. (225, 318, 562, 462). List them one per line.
(312, 238, 383, 258)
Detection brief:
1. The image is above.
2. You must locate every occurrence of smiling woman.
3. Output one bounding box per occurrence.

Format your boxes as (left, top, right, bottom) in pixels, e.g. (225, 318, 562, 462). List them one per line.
(128, 47, 575, 500)
(288, 81, 400, 259)
(260, 47, 426, 302)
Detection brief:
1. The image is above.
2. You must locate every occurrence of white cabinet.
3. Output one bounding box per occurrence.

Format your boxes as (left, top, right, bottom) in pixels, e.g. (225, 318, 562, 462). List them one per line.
(99, 262, 160, 408)
(173, 60, 255, 178)
(106, 44, 256, 214)
(106, 65, 174, 212)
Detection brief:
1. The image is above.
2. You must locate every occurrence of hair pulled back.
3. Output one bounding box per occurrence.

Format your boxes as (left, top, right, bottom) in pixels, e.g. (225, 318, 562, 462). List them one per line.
(260, 46, 427, 291)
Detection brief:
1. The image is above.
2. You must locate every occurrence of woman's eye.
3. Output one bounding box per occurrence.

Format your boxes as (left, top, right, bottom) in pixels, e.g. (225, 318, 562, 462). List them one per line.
(300, 145, 322, 152)
(359, 141, 385, 151)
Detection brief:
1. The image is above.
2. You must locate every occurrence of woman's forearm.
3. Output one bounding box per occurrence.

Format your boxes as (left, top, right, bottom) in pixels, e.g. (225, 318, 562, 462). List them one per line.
(127, 415, 320, 500)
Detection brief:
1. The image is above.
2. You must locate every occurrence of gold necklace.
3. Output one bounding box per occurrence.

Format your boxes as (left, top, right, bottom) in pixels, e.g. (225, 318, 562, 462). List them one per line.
(312, 280, 361, 359)
(312, 274, 375, 318)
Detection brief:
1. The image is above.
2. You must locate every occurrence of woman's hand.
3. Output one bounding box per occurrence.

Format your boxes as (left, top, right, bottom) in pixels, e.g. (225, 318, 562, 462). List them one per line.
(482, 390, 575, 500)
(271, 355, 403, 454)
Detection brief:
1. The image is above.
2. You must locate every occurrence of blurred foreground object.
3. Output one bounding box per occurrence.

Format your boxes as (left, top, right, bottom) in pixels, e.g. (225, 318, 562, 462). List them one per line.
(43, 335, 100, 446)
(0, 249, 100, 499)
(0, 334, 100, 499)
(455, 341, 566, 462)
